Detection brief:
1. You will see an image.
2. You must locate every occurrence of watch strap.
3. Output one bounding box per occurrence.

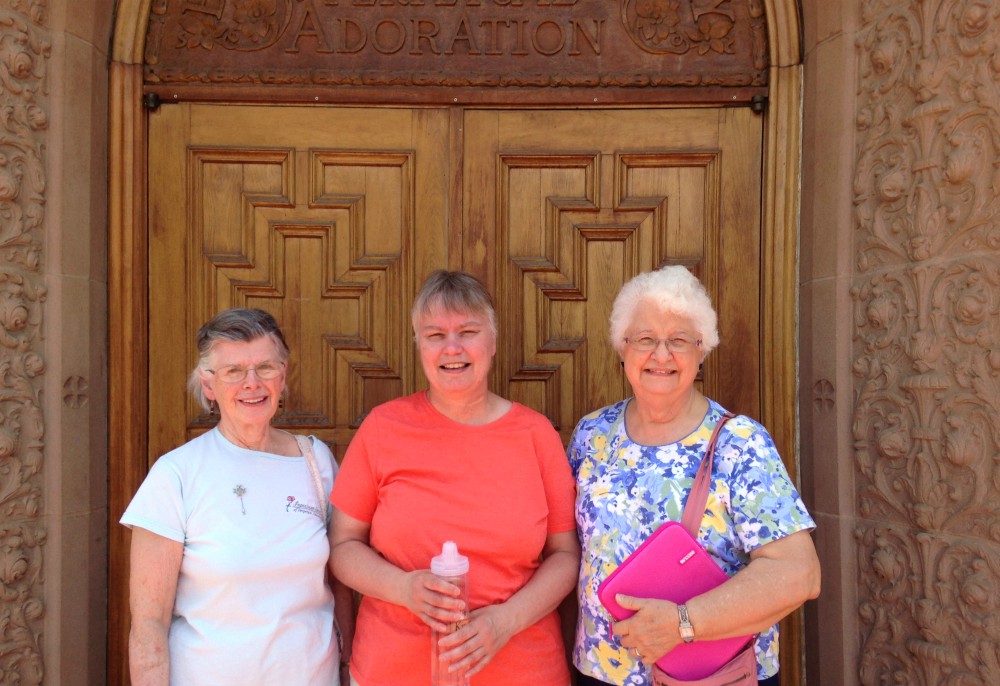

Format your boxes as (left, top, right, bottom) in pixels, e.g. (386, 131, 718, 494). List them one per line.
(677, 603, 695, 643)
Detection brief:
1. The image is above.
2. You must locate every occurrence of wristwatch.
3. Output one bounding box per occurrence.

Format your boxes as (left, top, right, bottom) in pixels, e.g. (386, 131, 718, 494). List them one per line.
(677, 604, 695, 643)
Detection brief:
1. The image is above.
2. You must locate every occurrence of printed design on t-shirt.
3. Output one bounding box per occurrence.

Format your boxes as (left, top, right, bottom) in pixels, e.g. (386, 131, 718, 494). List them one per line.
(285, 494, 324, 520)
(233, 484, 247, 515)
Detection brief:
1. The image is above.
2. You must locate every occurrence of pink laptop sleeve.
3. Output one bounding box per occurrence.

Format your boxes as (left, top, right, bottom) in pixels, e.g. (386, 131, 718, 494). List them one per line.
(597, 521, 755, 681)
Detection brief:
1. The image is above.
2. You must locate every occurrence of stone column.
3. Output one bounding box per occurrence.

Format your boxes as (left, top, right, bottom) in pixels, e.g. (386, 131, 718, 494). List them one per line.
(0, 1, 111, 684)
(803, 0, 1000, 683)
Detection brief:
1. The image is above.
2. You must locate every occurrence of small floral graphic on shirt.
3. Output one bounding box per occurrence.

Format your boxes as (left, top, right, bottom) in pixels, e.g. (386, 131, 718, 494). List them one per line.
(286, 494, 324, 520)
(233, 485, 247, 515)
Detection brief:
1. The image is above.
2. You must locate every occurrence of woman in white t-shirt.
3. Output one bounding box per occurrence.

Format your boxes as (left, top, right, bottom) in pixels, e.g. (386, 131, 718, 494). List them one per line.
(121, 308, 353, 686)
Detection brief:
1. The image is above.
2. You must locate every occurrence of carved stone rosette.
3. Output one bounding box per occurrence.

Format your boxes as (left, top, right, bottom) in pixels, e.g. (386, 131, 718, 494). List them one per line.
(853, 0, 1000, 683)
(0, 2, 48, 684)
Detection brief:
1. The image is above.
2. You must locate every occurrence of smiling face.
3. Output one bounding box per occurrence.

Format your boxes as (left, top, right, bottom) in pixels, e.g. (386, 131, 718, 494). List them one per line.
(621, 299, 704, 404)
(415, 304, 496, 400)
(199, 335, 286, 429)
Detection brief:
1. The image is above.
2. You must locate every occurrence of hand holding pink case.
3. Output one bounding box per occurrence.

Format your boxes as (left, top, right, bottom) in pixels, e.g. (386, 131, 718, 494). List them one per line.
(597, 521, 754, 680)
(595, 412, 755, 681)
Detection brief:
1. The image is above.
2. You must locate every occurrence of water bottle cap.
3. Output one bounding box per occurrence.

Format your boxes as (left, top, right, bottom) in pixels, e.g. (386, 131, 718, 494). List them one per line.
(430, 540, 469, 576)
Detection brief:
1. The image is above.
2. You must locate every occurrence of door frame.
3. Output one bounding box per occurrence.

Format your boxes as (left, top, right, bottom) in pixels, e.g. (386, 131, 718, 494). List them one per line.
(108, 3, 804, 684)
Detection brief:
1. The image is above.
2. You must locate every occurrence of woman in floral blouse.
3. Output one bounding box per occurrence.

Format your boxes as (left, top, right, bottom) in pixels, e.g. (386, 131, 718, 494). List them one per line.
(569, 266, 820, 686)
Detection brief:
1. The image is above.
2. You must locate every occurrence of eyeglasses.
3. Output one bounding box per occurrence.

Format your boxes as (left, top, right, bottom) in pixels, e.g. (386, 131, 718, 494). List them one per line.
(205, 361, 285, 384)
(623, 335, 702, 354)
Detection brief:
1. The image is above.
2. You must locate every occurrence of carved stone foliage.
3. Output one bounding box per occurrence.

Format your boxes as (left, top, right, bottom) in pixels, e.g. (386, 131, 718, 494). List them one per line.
(853, 0, 1000, 683)
(142, 0, 768, 92)
(0, 3, 47, 685)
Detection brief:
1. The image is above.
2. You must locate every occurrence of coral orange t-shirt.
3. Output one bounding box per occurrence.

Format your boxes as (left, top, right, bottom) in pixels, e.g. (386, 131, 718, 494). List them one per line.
(331, 391, 576, 686)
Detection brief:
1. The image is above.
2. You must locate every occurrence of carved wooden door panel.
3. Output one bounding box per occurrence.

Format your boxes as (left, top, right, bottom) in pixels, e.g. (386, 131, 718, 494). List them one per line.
(464, 108, 763, 443)
(147, 103, 763, 482)
(148, 104, 451, 463)
(137, 103, 764, 683)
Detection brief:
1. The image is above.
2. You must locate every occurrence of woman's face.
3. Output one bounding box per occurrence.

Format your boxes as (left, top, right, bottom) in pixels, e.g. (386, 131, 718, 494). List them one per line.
(200, 336, 286, 427)
(620, 300, 704, 403)
(415, 304, 496, 399)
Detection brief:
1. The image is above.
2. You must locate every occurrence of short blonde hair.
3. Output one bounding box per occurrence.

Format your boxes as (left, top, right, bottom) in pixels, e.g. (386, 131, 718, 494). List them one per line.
(609, 266, 720, 356)
(411, 270, 497, 338)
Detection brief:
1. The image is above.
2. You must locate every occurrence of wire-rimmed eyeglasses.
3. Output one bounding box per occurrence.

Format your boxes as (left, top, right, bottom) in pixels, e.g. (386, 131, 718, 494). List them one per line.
(622, 335, 702, 354)
(205, 360, 286, 384)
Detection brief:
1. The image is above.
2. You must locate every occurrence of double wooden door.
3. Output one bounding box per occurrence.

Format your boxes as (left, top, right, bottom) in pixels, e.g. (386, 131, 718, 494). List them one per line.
(147, 103, 762, 463)
(117, 101, 763, 683)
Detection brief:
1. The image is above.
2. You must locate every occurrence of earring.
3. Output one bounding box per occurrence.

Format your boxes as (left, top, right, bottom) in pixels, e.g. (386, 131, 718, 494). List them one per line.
(209, 399, 218, 415)
(278, 384, 289, 415)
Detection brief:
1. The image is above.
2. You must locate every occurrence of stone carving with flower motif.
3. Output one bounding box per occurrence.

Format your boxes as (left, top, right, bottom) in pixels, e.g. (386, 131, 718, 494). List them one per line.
(175, 0, 289, 51)
(0, 4, 47, 684)
(853, 0, 1000, 683)
(619, 0, 738, 55)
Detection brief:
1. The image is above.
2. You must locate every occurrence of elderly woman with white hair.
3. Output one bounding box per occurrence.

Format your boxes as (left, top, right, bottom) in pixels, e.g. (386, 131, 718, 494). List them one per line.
(569, 266, 820, 686)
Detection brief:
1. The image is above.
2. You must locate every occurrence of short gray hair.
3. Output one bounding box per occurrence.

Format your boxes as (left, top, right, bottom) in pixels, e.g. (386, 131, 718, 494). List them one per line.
(187, 308, 291, 411)
(411, 270, 497, 338)
(609, 265, 720, 356)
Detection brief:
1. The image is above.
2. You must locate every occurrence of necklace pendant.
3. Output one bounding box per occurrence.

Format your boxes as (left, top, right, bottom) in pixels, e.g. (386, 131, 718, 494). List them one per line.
(233, 484, 247, 515)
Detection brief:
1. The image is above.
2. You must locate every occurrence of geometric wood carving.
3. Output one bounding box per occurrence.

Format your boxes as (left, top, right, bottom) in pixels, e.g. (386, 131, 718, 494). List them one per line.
(497, 151, 718, 435)
(486, 138, 732, 443)
(148, 105, 449, 465)
(459, 107, 761, 445)
(187, 147, 413, 434)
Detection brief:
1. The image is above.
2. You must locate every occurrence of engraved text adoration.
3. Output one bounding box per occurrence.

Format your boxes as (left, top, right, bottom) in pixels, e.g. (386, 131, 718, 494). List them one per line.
(144, 0, 767, 90)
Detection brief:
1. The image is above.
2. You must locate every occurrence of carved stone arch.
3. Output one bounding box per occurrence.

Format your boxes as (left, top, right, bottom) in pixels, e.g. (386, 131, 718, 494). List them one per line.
(108, 1, 804, 684)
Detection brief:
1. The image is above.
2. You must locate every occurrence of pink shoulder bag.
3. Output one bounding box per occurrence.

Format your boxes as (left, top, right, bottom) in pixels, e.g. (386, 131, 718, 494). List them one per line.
(652, 413, 758, 686)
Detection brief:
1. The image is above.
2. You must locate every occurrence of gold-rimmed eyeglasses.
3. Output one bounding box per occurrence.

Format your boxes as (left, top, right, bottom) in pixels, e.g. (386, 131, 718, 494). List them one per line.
(205, 361, 285, 384)
(623, 335, 702, 354)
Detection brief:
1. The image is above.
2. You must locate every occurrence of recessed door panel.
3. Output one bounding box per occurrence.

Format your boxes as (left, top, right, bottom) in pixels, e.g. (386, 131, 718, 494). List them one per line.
(148, 105, 451, 462)
(464, 108, 763, 442)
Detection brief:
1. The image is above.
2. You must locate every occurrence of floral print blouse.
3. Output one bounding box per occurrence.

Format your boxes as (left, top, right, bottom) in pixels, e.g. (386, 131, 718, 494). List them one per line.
(568, 398, 816, 684)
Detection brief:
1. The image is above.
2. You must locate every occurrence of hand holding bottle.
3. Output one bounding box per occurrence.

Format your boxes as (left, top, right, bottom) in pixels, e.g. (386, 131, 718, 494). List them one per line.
(431, 542, 470, 686)
(396, 567, 467, 633)
(435, 603, 517, 679)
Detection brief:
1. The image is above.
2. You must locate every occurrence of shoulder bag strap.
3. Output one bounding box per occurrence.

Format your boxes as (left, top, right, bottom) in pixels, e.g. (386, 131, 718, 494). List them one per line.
(680, 412, 736, 538)
(295, 434, 332, 528)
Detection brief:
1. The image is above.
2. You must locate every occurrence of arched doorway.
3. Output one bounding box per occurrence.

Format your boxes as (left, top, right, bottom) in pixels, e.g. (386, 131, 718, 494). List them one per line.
(109, 2, 804, 683)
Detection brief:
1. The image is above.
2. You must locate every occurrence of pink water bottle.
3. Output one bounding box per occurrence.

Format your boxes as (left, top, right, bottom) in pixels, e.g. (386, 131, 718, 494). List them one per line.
(430, 541, 470, 686)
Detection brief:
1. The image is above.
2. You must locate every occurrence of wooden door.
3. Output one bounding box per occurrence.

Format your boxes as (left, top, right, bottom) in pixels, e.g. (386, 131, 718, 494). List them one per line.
(147, 104, 761, 456)
(464, 107, 762, 442)
(148, 104, 452, 462)
(127, 102, 763, 681)
(148, 104, 762, 459)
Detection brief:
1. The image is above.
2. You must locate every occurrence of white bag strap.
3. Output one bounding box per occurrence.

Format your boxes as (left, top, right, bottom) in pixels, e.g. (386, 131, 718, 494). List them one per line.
(294, 434, 332, 528)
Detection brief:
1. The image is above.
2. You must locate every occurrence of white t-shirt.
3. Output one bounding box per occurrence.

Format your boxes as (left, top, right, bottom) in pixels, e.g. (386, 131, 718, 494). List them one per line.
(121, 428, 340, 686)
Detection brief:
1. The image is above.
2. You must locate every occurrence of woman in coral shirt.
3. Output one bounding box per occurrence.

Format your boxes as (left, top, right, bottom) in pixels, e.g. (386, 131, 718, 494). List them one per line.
(330, 270, 579, 686)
